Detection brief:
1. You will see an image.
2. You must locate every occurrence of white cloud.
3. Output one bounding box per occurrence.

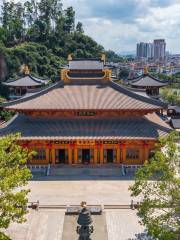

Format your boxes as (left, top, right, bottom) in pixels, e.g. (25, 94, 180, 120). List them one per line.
(0, 0, 179, 53)
(62, 0, 180, 53)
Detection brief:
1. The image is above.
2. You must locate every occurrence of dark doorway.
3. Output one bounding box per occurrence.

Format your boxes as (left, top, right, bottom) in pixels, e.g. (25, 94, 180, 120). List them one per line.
(107, 149, 113, 163)
(55, 149, 66, 164)
(82, 149, 90, 164)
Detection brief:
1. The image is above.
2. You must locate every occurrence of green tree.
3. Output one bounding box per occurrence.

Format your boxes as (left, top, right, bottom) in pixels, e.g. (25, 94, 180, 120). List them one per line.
(0, 0, 117, 81)
(0, 134, 32, 238)
(76, 22, 84, 34)
(130, 132, 180, 240)
(1, 1, 25, 45)
(118, 67, 129, 79)
(24, 0, 38, 29)
(105, 50, 124, 63)
(63, 7, 75, 33)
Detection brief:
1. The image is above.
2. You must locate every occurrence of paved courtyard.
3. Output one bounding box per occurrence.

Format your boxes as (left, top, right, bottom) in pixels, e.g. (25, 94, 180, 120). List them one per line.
(28, 166, 141, 205)
(6, 209, 150, 240)
(5, 167, 148, 240)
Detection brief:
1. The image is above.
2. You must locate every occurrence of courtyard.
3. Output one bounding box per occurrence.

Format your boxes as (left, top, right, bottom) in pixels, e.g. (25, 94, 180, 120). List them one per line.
(6, 209, 150, 240)
(5, 167, 151, 240)
(28, 166, 141, 205)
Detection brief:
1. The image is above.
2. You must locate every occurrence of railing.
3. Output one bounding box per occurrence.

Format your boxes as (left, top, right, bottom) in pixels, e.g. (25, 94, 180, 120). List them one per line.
(28, 164, 51, 176)
(121, 164, 142, 176)
(27, 202, 140, 210)
(46, 164, 51, 176)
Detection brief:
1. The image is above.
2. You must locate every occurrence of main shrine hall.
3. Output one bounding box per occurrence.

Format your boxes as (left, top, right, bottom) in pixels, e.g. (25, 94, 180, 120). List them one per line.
(0, 56, 171, 166)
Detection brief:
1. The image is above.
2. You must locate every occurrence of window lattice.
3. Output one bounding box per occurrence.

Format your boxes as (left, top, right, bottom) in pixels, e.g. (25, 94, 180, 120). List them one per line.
(126, 149, 139, 160)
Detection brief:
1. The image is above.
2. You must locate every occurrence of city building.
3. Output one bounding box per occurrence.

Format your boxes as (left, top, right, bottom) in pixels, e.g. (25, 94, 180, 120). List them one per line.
(136, 42, 154, 59)
(154, 39, 166, 61)
(0, 56, 171, 166)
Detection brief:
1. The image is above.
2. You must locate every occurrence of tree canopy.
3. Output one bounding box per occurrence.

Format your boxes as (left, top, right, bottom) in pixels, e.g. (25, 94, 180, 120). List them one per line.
(130, 132, 180, 240)
(0, 134, 32, 239)
(118, 67, 129, 79)
(0, 0, 123, 82)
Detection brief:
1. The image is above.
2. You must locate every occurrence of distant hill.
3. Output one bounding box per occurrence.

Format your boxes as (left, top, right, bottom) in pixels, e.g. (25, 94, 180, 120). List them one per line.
(119, 51, 136, 57)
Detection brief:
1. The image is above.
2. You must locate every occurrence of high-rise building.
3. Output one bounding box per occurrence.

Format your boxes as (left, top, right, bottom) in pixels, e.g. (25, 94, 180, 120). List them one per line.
(153, 39, 166, 61)
(146, 43, 154, 59)
(136, 42, 154, 59)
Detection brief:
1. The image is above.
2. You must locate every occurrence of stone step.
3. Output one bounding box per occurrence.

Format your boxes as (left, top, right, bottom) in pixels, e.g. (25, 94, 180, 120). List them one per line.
(49, 167, 122, 176)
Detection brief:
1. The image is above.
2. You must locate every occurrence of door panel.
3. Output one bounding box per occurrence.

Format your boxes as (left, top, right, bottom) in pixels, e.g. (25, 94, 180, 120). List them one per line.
(82, 149, 90, 164)
(107, 149, 113, 163)
(55, 149, 67, 164)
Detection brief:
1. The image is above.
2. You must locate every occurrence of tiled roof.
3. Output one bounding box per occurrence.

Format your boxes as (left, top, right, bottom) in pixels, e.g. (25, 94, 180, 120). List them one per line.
(130, 74, 168, 87)
(168, 105, 180, 114)
(0, 113, 171, 140)
(170, 119, 180, 129)
(3, 75, 49, 87)
(69, 60, 104, 70)
(68, 72, 105, 78)
(4, 81, 166, 111)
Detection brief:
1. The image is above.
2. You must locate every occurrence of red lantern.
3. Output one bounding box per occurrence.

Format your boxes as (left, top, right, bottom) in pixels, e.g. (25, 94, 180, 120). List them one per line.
(143, 141, 149, 147)
(119, 143, 126, 148)
(46, 143, 52, 148)
(70, 143, 75, 149)
(22, 142, 29, 148)
(96, 143, 103, 148)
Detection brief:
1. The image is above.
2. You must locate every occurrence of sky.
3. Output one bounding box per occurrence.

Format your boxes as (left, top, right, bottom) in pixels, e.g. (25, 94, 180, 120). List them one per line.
(62, 0, 180, 54)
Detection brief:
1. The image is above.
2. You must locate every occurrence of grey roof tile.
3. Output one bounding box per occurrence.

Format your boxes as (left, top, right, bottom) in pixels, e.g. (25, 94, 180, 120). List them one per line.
(4, 81, 166, 111)
(3, 75, 49, 87)
(0, 113, 171, 140)
(170, 119, 180, 129)
(130, 74, 168, 87)
(69, 60, 104, 70)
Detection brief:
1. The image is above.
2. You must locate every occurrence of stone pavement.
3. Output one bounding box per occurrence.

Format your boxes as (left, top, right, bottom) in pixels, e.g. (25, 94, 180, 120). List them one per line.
(5, 209, 65, 240)
(6, 209, 150, 240)
(28, 166, 141, 205)
(5, 167, 147, 240)
(106, 209, 150, 240)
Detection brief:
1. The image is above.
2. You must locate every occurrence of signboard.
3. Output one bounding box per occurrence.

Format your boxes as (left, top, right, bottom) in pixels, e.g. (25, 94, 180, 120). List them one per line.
(76, 111, 96, 117)
(77, 140, 95, 146)
(96, 140, 119, 145)
(54, 141, 75, 145)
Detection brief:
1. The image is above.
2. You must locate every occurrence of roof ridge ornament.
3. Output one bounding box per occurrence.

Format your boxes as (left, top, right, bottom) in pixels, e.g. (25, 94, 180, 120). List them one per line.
(21, 64, 30, 75)
(67, 54, 73, 61)
(101, 53, 106, 63)
(144, 65, 148, 75)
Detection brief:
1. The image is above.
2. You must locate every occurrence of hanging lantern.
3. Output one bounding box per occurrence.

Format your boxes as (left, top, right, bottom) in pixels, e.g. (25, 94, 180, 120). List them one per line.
(143, 141, 149, 147)
(46, 143, 52, 148)
(119, 143, 126, 148)
(70, 143, 75, 149)
(96, 143, 102, 148)
(22, 142, 29, 148)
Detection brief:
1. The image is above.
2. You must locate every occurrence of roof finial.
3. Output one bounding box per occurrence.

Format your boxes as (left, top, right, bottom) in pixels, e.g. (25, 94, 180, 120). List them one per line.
(144, 65, 148, 75)
(101, 53, 106, 63)
(21, 64, 30, 75)
(81, 201, 87, 208)
(68, 54, 72, 61)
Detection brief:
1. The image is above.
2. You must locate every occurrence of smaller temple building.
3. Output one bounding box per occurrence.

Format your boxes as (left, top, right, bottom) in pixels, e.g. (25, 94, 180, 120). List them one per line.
(129, 67, 168, 99)
(3, 65, 49, 99)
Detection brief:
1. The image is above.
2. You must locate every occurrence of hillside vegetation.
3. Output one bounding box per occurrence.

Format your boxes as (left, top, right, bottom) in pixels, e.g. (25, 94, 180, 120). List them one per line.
(0, 0, 123, 82)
